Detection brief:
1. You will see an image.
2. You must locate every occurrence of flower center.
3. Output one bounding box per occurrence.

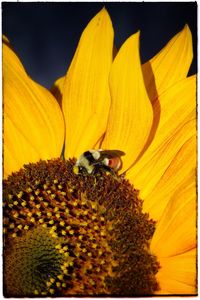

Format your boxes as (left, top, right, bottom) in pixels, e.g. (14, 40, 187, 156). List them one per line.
(3, 158, 160, 296)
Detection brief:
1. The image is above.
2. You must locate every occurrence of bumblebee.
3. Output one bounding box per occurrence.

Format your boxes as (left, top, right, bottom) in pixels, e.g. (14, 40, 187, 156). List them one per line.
(73, 149, 125, 175)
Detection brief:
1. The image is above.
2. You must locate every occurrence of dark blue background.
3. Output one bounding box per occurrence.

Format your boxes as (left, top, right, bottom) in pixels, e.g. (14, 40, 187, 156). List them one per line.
(2, 2, 197, 89)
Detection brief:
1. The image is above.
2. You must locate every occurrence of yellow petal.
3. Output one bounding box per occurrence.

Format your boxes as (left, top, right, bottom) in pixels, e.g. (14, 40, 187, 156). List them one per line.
(3, 42, 65, 178)
(4, 117, 41, 179)
(102, 32, 153, 171)
(127, 75, 196, 199)
(50, 75, 65, 105)
(143, 25, 193, 102)
(157, 279, 196, 295)
(150, 172, 196, 258)
(143, 135, 196, 221)
(156, 248, 197, 294)
(62, 8, 113, 158)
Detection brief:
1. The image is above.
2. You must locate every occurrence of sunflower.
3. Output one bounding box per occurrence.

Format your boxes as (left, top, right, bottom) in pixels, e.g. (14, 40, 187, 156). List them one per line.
(3, 8, 197, 297)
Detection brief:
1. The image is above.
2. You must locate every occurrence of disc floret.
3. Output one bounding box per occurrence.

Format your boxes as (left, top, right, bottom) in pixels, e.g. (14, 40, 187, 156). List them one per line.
(3, 158, 160, 296)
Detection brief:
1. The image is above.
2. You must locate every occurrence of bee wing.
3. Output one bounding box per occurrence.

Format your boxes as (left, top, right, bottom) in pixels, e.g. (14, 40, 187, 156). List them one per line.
(99, 150, 125, 159)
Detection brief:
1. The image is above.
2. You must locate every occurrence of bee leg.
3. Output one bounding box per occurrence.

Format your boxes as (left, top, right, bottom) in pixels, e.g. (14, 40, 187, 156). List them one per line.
(101, 165, 117, 177)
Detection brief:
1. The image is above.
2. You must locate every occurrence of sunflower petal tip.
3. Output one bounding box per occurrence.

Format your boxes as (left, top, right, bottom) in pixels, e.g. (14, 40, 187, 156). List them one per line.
(136, 30, 141, 39)
(99, 6, 109, 17)
(93, 6, 112, 29)
(134, 30, 141, 38)
(181, 23, 193, 58)
(101, 6, 107, 12)
(182, 23, 192, 38)
(126, 31, 140, 47)
(130, 30, 140, 39)
(184, 23, 190, 31)
(3, 35, 10, 44)
(186, 23, 192, 33)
